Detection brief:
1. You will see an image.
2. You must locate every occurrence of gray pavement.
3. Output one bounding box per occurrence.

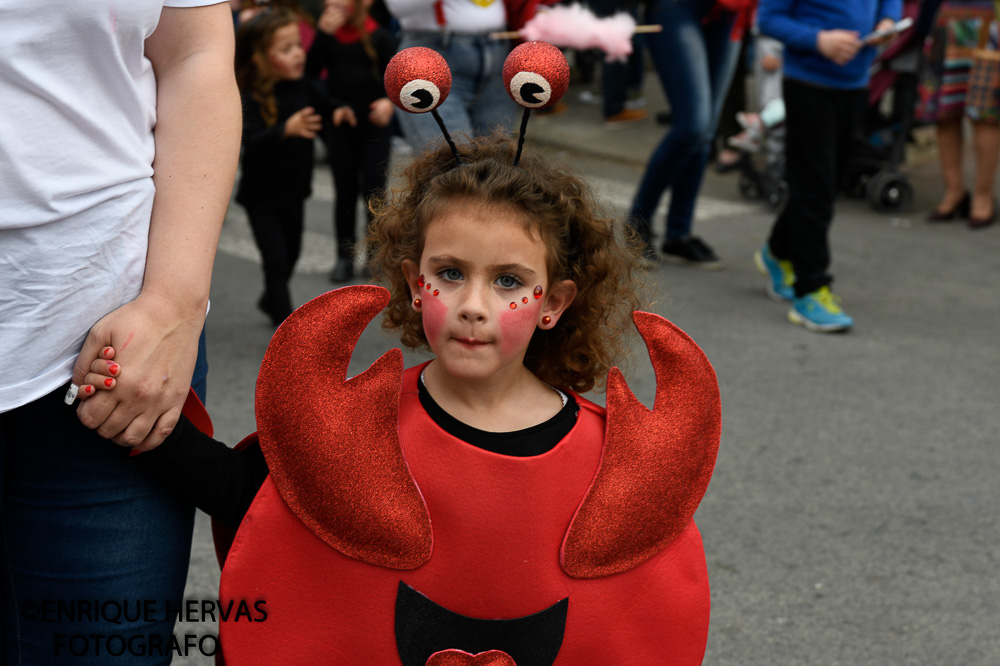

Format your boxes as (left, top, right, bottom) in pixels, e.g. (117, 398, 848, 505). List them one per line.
(175, 75, 1000, 664)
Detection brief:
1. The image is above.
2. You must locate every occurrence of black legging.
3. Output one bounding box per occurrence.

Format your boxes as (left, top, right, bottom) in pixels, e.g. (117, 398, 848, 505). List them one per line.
(244, 198, 304, 314)
(328, 122, 391, 259)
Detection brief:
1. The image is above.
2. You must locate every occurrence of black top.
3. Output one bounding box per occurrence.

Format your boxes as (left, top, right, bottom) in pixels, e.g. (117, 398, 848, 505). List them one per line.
(305, 26, 394, 123)
(235, 77, 337, 206)
(137, 381, 579, 528)
(417, 375, 579, 457)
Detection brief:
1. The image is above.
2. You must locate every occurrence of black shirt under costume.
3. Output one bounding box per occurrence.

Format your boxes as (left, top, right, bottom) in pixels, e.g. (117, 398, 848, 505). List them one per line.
(134, 379, 578, 528)
(305, 24, 395, 124)
(235, 78, 338, 207)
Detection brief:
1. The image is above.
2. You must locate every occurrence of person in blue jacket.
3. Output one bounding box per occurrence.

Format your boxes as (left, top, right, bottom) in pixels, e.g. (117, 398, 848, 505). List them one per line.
(753, 0, 902, 332)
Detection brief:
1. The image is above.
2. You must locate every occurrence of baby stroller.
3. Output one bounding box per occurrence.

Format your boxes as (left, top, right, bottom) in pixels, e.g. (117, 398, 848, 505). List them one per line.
(844, 0, 924, 212)
(733, 101, 788, 210)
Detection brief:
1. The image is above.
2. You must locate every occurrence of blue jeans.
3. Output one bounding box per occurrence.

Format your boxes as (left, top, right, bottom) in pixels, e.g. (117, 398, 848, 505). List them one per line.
(395, 32, 517, 152)
(629, 0, 741, 243)
(1, 388, 195, 664)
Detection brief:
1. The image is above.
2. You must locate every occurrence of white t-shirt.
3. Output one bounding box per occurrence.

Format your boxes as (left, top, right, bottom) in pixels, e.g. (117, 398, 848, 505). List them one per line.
(0, 0, 224, 412)
(386, 0, 506, 33)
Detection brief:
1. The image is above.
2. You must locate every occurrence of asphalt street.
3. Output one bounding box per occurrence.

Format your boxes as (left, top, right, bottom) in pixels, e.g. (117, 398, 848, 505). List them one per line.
(173, 82, 1000, 664)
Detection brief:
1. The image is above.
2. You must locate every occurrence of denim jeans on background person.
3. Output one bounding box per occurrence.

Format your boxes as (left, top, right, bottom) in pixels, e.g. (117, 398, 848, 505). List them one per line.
(629, 0, 741, 245)
(1, 388, 195, 664)
(395, 32, 517, 152)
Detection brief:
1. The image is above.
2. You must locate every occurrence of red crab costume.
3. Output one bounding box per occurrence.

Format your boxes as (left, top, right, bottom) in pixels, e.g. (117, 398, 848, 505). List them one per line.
(216, 285, 721, 665)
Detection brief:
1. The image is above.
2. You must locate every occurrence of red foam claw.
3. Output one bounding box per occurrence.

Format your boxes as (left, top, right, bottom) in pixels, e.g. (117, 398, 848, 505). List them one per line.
(561, 311, 721, 578)
(502, 41, 570, 110)
(255, 285, 432, 569)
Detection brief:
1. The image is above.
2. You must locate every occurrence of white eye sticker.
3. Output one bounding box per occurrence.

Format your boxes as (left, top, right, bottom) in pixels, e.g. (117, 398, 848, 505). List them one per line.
(508, 72, 552, 109)
(399, 79, 442, 114)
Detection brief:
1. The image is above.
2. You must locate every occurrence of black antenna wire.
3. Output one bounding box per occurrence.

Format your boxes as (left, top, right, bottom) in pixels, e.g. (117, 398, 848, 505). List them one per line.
(513, 107, 531, 166)
(431, 109, 461, 164)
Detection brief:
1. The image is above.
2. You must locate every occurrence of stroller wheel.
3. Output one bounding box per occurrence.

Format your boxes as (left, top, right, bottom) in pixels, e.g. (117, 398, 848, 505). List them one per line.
(867, 171, 913, 213)
(738, 172, 762, 200)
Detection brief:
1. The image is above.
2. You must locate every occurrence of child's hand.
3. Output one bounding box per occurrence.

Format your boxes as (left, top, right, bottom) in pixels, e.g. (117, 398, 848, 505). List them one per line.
(865, 18, 899, 46)
(64, 346, 120, 404)
(368, 97, 394, 128)
(318, 0, 350, 34)
(285, 107, 323, 139)
(817, 30, 862, 66)
(333, 105, 357, 128)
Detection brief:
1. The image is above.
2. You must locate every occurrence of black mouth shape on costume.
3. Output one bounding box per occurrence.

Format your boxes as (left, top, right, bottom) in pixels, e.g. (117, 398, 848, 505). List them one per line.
(519, 82, 546, 105)
(395, 582, 567, 666)
(409, 89, 435, 109)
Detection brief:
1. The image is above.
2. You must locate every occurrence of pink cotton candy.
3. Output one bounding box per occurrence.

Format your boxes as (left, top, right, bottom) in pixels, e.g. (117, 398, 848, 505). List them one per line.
(519, 4, 636, 62)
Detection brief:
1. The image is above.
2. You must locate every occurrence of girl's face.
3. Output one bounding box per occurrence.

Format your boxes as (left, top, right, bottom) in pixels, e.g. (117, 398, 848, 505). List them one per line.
(403, 204, 576, 385)
(265, 23, 304, 80)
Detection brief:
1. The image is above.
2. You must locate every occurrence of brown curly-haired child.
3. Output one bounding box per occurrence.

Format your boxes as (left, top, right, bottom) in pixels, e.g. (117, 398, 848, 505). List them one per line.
(78, 132, 723, 664)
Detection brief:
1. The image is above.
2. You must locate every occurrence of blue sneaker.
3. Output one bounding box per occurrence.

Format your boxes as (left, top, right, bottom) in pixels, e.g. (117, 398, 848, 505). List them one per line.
(788, 287, 853, 332)
(754, 244, 794, 301)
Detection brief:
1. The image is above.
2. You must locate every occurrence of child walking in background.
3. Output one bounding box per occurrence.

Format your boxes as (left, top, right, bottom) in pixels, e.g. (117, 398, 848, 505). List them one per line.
(307, 0, 395, 282)
(754, 0, 902, 332)
(79, 132, 722, 663)
(235, 8, 356, 325)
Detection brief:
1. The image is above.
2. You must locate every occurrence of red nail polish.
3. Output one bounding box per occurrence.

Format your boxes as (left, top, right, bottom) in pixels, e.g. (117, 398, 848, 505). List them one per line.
(109, 364, 119, 376)
(101, 347, 113, 358)
(104, 378, 114, 388)
(84, 385, 94, 394)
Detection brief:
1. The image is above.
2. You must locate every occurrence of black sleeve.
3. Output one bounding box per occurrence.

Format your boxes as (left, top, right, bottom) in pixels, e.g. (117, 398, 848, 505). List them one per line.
(374, 28, 395, 85)
(242, 95, 286, 152)
(306, 29, 333, 80)
(131, 415, 269, 529)
(307, 78, 346, 120)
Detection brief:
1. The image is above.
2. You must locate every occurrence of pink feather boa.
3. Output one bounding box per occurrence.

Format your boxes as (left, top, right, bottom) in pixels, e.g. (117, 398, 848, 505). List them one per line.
(519, 4, 636, 62)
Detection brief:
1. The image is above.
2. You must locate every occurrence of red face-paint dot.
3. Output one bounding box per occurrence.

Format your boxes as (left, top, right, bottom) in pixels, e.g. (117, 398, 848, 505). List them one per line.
(510, 302, 517, 309)
(522, 297, 528, 304)
(533, 285, 543, 299)
(417, 274, 425, 287)
(433, 289, 439, 296)
(426, 283, 431, 290)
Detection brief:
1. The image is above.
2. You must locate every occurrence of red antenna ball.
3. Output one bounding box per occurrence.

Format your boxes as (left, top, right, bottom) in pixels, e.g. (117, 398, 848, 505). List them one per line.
(502, 41, 570, 110)
(385, 47, 453, 114)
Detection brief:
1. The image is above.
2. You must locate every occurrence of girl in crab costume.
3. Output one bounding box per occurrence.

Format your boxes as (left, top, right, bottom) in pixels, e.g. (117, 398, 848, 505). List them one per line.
(80, 44, 721, 665)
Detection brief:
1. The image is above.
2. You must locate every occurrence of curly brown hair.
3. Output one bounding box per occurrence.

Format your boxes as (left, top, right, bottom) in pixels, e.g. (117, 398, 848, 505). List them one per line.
(368, 133, 646, 393)
(234, 8, 300, 126)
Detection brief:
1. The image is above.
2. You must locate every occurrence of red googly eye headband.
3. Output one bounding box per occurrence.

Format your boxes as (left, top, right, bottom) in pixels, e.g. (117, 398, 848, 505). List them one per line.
(384, 41, 570, 166)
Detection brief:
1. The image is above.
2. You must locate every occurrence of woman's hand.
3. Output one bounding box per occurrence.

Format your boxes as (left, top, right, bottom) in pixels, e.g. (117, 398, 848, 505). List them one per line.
(368, 97, 394, 128)
(285, 106, 323, 138)
(72, 292, 204, 452)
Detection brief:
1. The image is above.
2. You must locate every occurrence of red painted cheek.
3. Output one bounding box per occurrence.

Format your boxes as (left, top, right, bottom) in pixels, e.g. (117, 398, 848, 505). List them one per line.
(421, 296, 448, 351)
(499, 304, 539, 357)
